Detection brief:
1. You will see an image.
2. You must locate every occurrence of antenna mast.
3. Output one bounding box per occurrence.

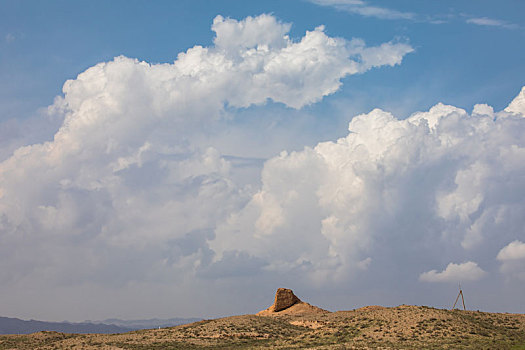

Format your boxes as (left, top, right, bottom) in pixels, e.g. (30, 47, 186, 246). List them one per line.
(451, 283, 466, 311)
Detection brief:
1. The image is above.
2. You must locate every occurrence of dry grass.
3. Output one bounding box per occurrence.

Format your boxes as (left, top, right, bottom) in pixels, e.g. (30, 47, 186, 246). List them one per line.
(1, 305, 525, 349)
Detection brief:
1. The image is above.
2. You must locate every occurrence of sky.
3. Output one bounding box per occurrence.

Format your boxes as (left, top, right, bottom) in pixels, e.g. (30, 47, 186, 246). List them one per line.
(0, 0, 524, 322)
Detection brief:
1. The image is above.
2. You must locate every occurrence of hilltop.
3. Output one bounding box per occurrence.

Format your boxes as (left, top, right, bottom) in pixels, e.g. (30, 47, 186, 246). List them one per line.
(1, 289, 524, 349)
(256, 288, 329, 316)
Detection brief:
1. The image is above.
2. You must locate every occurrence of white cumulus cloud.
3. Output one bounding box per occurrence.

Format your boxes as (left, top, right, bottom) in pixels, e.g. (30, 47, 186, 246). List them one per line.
(497, 240, 525, 281)
(505, 86, 525, 115)
(497, 240, 525, 261)
(419, 262, 486, 283)
(2, 11, 525, 320)
(212, 86, 525, 285)
(0, 14, 413, 320)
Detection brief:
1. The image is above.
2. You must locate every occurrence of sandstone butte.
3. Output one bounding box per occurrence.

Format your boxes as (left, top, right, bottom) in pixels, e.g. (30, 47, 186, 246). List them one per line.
(256, 288, 329, 316)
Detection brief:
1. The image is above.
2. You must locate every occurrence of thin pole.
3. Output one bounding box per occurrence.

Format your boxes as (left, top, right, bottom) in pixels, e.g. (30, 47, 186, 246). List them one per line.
(452, 291, 461, 310)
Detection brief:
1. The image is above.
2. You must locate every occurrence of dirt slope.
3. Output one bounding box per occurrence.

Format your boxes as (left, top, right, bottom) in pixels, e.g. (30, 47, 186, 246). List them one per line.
(1, 305, 525, 349)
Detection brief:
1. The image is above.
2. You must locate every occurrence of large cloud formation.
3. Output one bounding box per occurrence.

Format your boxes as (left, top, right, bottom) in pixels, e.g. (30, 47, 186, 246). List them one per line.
(211, 92, 525, 319)
(0, 14, 414, 320)
(214, 88, 525, 287)
(1, 13, 524, 320)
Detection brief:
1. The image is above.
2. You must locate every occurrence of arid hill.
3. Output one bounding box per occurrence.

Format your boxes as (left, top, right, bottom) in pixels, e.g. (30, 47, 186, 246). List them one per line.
(1, 289, 525, 349)
(256, 288, 329, 316)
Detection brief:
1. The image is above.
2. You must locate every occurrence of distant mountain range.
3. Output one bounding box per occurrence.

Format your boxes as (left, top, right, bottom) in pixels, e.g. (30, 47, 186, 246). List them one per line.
(0, 316, 201, 335)
(90, 317, 202, 330)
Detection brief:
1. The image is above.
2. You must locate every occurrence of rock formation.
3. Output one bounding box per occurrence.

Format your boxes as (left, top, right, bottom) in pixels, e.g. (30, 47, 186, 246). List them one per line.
(256, 288, 329, 316)
(273, 288, 301, 312)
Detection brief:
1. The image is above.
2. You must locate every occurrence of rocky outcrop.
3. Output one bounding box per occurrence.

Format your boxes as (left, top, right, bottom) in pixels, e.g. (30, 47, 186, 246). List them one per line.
(256, 288, 329, 316)
(273, 288, 301, 312)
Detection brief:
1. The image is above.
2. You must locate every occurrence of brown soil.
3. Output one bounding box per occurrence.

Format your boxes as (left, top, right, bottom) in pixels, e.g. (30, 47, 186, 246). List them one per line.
(2, 305, 525, 349)
(257, 301, 330, 316)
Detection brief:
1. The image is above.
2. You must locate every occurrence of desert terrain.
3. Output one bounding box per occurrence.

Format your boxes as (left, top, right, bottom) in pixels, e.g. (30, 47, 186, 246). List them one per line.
(1, 289, 524, 349)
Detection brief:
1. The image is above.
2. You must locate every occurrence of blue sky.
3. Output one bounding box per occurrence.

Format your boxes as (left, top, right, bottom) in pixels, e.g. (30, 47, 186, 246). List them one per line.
(1, 0, 525, 322)
(3, 0, 524, 121)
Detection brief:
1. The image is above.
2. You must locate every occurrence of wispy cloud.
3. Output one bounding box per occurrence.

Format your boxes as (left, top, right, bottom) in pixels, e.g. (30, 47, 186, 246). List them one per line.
(5, 33, 15, 43)
(308, 0, 415, 20)
(309, 1, 522, 30)
(466, 17, 518, 29)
